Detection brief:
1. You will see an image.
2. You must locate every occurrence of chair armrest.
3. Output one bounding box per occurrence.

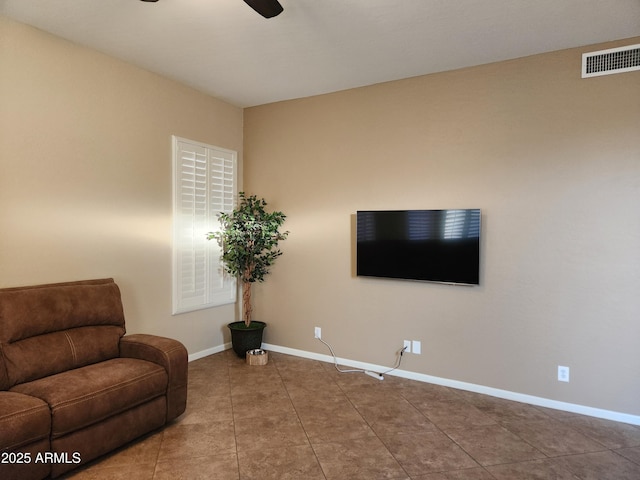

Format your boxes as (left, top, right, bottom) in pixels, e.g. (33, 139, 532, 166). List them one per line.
(119, 334, 188, 422)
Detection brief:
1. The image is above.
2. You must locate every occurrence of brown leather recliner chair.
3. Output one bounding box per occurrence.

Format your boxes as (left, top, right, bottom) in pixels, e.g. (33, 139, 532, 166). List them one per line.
(0, 278, 188, 479)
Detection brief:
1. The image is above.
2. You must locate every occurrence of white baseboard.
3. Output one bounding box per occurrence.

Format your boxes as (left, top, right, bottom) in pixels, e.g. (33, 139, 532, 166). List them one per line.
(189, 342, 640, 426)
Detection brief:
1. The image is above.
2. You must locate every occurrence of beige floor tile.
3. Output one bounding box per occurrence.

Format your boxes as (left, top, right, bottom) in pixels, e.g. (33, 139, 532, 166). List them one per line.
(313, 436, 408, 480)
(558, 415, 640, 449)
(553, 450, 640, 480)
(397, 381, 465, 405)
(415, 398, 496, 431)
(237, 444, 325, 480)
(297, 402, 376, 443)
(231, 385, 297, 419)
(413, 467, 496, 480)
(154, 453, 239, 480)
(177, 393, 234, 425)
(157, 421, 236, 461)
(285, 382, 346, 408)
(502, 417, 607, 456)
(486, 458, 580, 480)
(456, 392, 554, 424)
(615, 445, 640, 464)
(446, 424, 546, 466)
(62, 463, 156, 480)
(352, 397, 437, 437)
(382, 431, 478, 476)
(234, 412, 309, 452)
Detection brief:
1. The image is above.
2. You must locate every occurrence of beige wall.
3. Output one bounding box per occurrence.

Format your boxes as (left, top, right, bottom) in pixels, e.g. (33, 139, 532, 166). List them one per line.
(244, 38, 640, 416)
(0, 16, 243, 353)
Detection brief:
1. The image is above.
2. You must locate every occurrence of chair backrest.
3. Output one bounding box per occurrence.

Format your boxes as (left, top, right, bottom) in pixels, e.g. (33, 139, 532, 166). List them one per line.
(0, 278, 126, 389)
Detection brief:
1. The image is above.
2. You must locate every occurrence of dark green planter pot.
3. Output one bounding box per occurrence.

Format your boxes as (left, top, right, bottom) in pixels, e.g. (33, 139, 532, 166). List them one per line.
(228, 321, 266, 358)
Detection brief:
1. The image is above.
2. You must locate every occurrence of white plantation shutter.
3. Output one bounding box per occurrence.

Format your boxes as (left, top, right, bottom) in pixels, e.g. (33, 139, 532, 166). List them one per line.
(172, 136, 237, 314)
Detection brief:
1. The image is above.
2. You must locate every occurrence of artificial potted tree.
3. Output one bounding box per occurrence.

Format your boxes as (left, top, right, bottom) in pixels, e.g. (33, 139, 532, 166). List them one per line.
(207, 192, 289, 357)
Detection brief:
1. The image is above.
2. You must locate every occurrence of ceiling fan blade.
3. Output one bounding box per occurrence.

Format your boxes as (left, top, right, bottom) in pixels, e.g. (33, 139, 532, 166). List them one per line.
(243, 0, 283, 18)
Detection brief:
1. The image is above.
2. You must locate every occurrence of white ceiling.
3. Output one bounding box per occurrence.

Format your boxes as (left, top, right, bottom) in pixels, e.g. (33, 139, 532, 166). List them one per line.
(2, 0, 639, 107)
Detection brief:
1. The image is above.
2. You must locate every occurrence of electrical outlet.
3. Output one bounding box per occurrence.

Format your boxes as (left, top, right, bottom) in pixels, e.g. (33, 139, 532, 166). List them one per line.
(412, 340, 421, 355)
(558, 365, 570, 382)
(403, 340, 411, 353)
(314, 327, 321, 339)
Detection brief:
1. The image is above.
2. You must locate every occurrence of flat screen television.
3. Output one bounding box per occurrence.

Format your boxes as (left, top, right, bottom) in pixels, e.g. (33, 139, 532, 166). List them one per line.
(356, 209, 481, 285)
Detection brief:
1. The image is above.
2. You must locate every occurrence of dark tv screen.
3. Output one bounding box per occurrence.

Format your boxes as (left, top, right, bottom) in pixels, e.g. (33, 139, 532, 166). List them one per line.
(356, 209, 481, 285)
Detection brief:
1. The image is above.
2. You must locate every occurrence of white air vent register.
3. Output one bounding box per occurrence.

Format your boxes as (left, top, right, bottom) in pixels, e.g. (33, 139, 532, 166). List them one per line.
(582, 44, 640, 78)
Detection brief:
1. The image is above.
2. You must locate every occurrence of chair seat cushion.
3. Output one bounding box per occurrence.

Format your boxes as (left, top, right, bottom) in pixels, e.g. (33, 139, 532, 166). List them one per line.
(0, 391, 51, 450)
(11, 358, 167, 438)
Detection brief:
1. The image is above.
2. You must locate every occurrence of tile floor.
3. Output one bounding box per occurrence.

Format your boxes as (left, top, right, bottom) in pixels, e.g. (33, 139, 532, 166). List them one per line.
(65, 350, 640, 479)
